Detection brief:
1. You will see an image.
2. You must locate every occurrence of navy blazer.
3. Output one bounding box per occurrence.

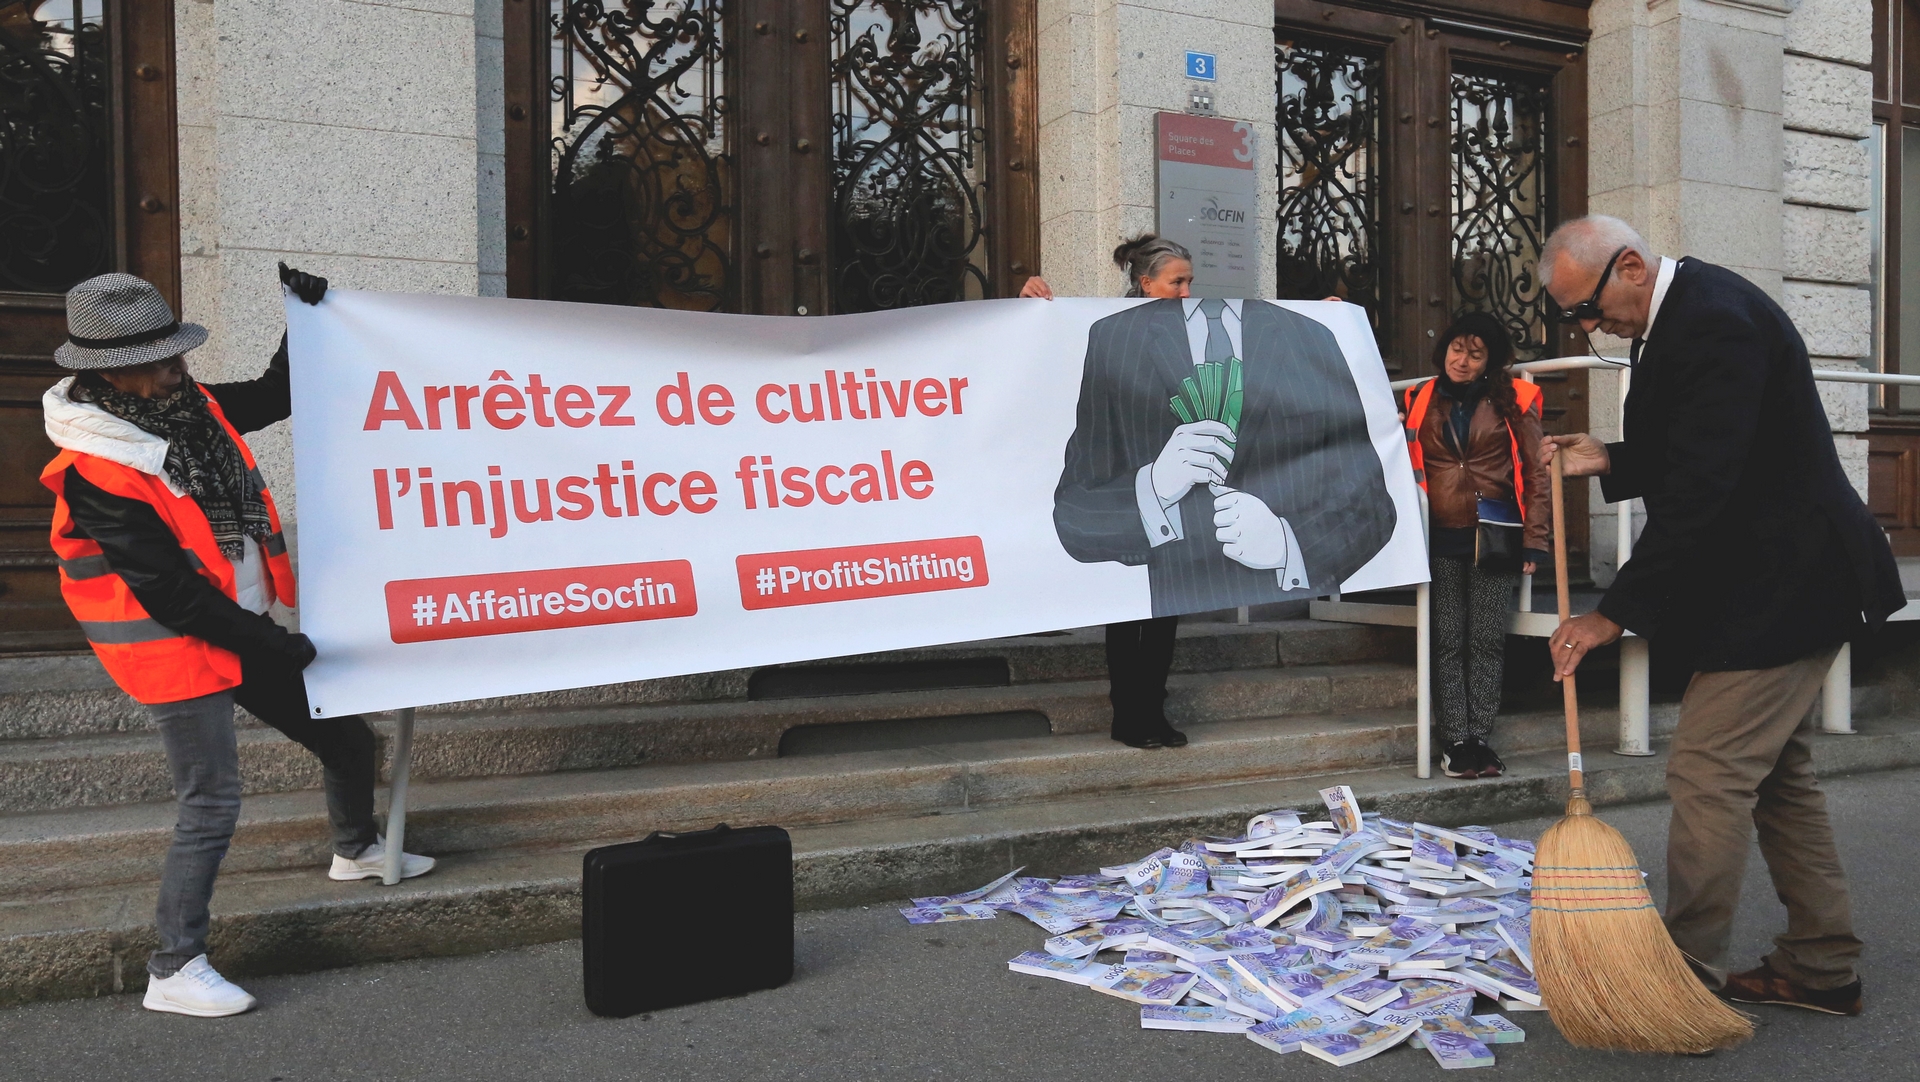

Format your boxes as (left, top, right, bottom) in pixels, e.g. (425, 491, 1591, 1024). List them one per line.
(1053, 299, 1397, 616)
(1598, 259, 1904, 670)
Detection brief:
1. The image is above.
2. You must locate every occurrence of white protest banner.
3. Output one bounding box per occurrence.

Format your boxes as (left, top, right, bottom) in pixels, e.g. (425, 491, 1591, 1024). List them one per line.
(286, 293, 1425, 717)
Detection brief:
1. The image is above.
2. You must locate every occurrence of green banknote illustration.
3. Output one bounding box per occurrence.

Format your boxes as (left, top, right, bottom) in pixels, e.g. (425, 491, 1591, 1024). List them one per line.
(1168, 355, 1243, 466)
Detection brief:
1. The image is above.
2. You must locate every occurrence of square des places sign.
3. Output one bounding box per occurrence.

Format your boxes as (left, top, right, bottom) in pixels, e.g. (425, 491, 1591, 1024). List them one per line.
(1155, 111, 1259, 298)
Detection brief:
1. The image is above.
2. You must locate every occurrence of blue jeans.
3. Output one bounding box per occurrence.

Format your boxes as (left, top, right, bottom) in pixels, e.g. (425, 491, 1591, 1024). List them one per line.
(146, 656, 378, 978)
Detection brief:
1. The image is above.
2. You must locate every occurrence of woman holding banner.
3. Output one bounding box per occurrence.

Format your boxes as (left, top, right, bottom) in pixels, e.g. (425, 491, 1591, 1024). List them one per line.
(38, 268, 434, 1017)
(1403, 312, 1550, 779)
(1021, 235, 1196, 748)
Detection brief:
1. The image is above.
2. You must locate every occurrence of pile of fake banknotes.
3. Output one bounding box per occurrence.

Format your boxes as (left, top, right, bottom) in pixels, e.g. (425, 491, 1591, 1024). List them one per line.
(900, 784, 1541, 1069)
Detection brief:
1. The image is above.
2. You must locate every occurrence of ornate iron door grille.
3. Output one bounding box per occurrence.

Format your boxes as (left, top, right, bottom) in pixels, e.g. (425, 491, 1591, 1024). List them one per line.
(1275, 36, 1385, 348)
(547, 0, 733, 311)
(1449, 64, 1553, 362)
(0, 0, 112, 294)
(828, 0, 992, 312)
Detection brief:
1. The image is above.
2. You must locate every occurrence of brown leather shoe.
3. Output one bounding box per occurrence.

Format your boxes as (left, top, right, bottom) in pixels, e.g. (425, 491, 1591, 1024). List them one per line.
(1723, 962, 1862, 1016)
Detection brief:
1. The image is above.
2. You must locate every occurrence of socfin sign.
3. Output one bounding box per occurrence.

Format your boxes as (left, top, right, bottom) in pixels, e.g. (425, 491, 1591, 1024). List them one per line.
(286, 292, 1426, 717)
(1156, 111, 1260, 298)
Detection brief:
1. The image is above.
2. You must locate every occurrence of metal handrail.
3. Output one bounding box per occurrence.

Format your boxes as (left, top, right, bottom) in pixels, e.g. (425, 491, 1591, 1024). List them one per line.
(1341, 352, 1904, 771)
(1389, 356, 1624, 390)
(1389, 355, 1920, 391)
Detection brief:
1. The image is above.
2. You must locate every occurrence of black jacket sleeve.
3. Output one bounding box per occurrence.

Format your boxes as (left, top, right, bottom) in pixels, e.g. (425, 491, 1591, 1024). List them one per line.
(1594, 311, 1772, 638)
(201, 333, 292, 434)
(61, 466, 305, 661)
(1599, 440, 1650, 502)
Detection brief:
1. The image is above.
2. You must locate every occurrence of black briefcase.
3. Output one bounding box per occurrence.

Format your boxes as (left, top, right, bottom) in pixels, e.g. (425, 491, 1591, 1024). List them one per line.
(582, 823, 794, 1017)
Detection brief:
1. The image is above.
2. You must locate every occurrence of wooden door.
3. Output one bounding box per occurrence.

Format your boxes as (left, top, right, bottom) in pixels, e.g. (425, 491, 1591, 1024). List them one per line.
(504, 0, 1039, 317)
(1274, 0, 1590, 567)
(0, 0, 179, 653)
(1867, 423, 1920, 553)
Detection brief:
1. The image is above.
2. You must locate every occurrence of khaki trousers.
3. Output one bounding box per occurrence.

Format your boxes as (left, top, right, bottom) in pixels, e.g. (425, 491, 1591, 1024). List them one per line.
(1663, 645, 1861, 990)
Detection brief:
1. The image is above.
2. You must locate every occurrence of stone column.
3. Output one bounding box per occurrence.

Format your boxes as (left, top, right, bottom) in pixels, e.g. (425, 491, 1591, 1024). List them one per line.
(1583, 0, 1794, 584)
(1783, 0, 1874, 500)
(478, 0, 509, 298)
(1037, 0, 1278, 297)
(175, 0, 482, 534)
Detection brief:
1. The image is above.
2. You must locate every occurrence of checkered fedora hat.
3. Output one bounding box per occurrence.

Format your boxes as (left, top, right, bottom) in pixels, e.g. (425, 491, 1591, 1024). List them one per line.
(53, 273, 208, 370)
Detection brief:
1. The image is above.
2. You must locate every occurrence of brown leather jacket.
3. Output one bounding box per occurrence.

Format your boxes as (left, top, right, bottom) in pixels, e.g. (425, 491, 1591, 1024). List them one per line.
(1417, 391, 1552, 555)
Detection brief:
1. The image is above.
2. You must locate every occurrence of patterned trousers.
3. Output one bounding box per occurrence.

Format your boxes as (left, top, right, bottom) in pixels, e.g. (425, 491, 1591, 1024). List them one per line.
(1429, 554, 1517, 745)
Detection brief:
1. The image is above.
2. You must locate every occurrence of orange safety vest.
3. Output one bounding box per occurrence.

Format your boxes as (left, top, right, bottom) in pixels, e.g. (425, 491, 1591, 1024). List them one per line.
(1403, 377, 1543, 523)
(41, 388, 296, 705)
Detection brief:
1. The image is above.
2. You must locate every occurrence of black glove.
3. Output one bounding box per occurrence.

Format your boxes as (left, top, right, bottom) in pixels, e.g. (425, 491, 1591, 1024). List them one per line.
(278, 262, 328, 305)
(228, 613, 317, 671)
(282, 632, 319, 671)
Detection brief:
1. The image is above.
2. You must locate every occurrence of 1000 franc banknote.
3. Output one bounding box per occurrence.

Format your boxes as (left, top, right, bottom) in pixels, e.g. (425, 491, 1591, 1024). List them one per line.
(1319, 785, 1364, 837)
(1298, 1019, 1420, 1066)
(899, 903, 998, 924)
(1250, 864, 1345, 928)
(1243, 1002, 1365, 1054)
(1088, 964, 1199, 1006)
(1421, 1025, 1496, 1070)
(1139, 1004, 1260, 1033)
(910, 867, 1027, 907)
(1007, 951, 1098, 985)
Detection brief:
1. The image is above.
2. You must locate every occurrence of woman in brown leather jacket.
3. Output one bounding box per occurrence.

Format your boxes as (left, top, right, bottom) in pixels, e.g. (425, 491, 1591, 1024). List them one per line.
(1413, 312, 1551, 778)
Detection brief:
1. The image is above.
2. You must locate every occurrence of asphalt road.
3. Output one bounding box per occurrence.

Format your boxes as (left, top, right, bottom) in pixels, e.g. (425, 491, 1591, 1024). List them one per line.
(6, 768, 1918, 1082)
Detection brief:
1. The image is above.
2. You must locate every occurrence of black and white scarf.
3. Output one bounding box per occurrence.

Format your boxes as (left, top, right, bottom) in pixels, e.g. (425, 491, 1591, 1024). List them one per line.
(85, 379, 271, 560)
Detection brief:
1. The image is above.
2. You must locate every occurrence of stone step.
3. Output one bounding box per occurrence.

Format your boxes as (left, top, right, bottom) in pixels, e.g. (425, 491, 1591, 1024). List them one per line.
(0, 698, 1657, 897)
(8, 714, 1917, 1007)
(0, 661, 1417, 814)
(0, 619, 1406, 740)
(18, 638, 1904, 819)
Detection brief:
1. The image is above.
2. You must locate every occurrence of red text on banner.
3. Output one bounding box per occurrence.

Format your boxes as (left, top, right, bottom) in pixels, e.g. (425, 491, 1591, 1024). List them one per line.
(386, 560, 696, 643)
(736, 536, 988, 610)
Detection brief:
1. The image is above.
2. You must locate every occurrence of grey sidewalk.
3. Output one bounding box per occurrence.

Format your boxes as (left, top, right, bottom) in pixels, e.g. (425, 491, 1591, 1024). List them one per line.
(4, 767, 1916, 1082)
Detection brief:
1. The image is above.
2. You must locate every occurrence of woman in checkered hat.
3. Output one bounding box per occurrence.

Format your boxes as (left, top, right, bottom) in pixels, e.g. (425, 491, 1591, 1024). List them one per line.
(39, 267, 434, 1017)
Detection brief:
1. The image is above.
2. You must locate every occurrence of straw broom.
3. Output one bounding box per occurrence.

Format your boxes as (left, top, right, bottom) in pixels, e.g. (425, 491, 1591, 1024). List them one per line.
(1531, 454, 1752, 1053)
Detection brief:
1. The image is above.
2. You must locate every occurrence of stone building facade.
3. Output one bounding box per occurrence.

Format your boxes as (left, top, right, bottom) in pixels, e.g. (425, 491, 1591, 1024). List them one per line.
(168, 0, 1875, 565)
(0, 0, 1883, 648)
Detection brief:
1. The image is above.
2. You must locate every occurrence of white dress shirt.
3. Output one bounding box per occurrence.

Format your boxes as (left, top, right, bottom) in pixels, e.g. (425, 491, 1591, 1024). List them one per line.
(1183, 297, 1244, 361)
(1644, 255, 1678, 340)
(1131, 298, 1308, 591)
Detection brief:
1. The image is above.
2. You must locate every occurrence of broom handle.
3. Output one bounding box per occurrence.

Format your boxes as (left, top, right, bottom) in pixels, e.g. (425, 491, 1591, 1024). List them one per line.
(1550, 452, 1584, 791)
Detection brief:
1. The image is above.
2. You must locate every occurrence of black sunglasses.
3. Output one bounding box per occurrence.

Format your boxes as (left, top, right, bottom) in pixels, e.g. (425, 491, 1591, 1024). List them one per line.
(1557, 246, 1627, 323)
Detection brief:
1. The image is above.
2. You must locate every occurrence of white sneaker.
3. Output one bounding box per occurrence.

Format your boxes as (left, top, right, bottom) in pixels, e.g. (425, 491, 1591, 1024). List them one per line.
(329, 836, 436, 881)
(142, 954, 257, 1017)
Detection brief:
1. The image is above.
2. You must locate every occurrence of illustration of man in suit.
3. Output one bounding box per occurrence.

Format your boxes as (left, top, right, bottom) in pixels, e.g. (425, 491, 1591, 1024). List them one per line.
(1054, 297, 1397, 618)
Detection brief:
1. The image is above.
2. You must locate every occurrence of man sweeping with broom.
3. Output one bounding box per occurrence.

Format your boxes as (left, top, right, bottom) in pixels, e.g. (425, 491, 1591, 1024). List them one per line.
(1539, 215, 1904, 1029)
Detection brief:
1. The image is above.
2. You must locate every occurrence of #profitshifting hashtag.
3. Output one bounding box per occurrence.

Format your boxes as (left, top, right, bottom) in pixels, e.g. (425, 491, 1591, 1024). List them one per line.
(411, 594, 438, 626)
(755, 566, 777, 595)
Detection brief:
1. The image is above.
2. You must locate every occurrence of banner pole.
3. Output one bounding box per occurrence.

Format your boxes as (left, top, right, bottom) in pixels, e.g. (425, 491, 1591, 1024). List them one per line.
(1416, 581, 1431, 779)
(383, 707, 416, 886)
(1415, 487, 1431, 779)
